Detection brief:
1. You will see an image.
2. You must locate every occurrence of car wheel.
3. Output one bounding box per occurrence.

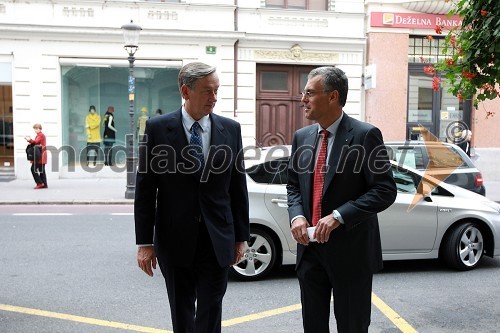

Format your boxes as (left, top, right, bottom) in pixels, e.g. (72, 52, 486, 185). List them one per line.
(442, 222, 484, 270)
(229, 228, 277, 281)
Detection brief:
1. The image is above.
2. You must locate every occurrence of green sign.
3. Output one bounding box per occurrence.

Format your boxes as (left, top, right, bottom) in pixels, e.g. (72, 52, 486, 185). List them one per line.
(206, 46, 216, 54)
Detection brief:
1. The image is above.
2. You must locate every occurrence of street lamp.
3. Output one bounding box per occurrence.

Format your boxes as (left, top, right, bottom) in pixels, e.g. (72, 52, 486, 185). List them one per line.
(121, 20, 142, 199)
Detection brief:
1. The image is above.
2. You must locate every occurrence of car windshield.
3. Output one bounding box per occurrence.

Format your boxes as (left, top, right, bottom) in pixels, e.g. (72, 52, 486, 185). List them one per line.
(386, 143, 472, 169)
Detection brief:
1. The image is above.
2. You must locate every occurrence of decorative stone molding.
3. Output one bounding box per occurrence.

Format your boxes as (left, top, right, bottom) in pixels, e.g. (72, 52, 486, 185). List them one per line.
(62, 7, 94, 17)
(254, 44, 340, 63)
(268, 16, 328, 28)
(147, 10, 179, 20)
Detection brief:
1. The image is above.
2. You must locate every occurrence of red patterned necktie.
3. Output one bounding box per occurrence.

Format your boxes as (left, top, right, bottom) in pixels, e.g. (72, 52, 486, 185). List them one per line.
(311, 130, 328, 226)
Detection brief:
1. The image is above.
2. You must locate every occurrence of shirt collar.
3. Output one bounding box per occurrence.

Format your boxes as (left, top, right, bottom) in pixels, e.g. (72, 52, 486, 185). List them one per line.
(317, 112, 343, 138)
(182, 107, 210, 132)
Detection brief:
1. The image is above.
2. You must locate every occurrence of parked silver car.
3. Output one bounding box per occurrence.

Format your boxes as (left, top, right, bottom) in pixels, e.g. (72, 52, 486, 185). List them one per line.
(229, 146, 500, 281)
(385, 141, 485, 195)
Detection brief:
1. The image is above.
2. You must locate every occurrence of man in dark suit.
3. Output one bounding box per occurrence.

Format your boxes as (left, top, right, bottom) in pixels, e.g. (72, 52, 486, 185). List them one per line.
(287, 66, 397, 333)
(457, 129, 472, 157)
(134, 62, 250, 333)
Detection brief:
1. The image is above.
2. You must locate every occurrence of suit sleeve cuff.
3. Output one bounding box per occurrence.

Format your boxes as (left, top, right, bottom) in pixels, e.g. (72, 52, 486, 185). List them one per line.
(290, 215, 305, 225)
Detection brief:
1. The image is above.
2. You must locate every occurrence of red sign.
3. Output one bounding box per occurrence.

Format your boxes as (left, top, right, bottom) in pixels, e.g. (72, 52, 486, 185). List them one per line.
(370, 12, 462, 30)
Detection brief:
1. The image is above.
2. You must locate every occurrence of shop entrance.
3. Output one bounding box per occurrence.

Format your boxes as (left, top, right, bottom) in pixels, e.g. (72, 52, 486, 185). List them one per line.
(407, 64, 471, 142)
(0, 84, 13, 167)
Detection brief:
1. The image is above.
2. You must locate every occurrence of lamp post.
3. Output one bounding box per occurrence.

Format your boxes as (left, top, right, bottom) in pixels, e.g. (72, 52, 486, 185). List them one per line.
(121, 20, 142, 199)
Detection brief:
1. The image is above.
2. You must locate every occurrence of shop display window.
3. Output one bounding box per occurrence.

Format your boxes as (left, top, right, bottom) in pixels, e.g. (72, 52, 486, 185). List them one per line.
(61, 65, 180, 166)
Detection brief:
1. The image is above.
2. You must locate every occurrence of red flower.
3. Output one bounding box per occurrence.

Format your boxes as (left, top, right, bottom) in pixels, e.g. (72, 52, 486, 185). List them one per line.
(462, 71, 477, 80)
(427, 35, 434, 41)
(449, 35, 457, 47)
(445, 58, 455, 66)
(482, 83, 494, 93)
(435, 25, 444, 34)
(481, 10, 487, 16)
(419, 56, 425, 63)
(424, 65, 436, 75)
(432, 76, 441, 91)
(457, 93, 464, 101)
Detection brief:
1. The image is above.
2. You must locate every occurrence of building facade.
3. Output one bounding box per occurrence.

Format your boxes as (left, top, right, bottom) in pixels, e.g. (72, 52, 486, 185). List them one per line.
(0, 0, 498, 181)
(365, 0, 500, 181)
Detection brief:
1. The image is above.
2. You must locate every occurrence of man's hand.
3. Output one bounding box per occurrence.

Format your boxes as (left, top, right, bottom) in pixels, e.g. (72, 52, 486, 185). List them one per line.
(231, 241, 247, 266)
(291, 217, 310, 245)
(137, 246, 156, 277)
(314, 214, 341, 243)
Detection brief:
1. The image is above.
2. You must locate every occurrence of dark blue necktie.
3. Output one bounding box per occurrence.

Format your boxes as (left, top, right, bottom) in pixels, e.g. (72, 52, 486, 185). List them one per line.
(190, 122, 205, 175)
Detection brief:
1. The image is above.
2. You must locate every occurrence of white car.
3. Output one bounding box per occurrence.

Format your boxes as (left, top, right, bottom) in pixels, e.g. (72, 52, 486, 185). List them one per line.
(229, 146, 500, 281)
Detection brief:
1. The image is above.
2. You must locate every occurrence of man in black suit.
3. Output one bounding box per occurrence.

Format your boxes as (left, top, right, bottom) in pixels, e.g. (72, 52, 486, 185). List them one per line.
(457, 129, 472, 157)
(134, 62, 250, 333)
(287, 66, 397, 333)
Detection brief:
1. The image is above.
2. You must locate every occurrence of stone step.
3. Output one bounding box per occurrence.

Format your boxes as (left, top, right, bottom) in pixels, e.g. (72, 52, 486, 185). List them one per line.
(0, 166, 16, 182)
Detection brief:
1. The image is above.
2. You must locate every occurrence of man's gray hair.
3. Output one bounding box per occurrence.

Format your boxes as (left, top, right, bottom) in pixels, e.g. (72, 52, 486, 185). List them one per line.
(308, 66, 349, 107)
(178, 62, 217, 92)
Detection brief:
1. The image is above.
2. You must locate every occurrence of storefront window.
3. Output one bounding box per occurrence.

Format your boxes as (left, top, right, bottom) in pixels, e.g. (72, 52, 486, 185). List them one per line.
(408, 74, 433, 123)
(439, 80, 464, 142)
(408, 36, 449, 63)
(61, 65, 180, 166)
(407, 36, 470, 142)
(0, 62, 13, 167)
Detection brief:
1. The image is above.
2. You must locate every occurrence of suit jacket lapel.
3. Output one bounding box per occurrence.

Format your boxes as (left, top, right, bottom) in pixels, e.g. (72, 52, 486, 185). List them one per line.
(323, 114, 354, 195)
(165, 109, 187, 154)
(299, 126, 318, 208)
(203, 114, 228, 176)
(208, 113, 227, 147)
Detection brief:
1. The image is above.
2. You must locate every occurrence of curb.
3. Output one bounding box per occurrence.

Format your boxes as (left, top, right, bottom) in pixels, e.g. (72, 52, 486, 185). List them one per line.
(0, 200, 133, 205)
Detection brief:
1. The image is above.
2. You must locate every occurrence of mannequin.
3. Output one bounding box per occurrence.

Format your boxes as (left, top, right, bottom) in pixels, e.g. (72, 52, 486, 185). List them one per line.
(137, 106, 149, 141)
(85, 105, 101, 166)
(102, 106, 117, 166)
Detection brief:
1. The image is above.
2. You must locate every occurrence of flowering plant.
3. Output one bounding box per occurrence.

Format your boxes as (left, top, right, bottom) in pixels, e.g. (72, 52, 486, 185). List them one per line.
(425, 0, 499, 117)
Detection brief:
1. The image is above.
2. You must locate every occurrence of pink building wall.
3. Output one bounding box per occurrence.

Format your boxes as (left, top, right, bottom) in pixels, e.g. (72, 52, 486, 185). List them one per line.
(365, 32, 408, 141)
(472, 98, 500, 148)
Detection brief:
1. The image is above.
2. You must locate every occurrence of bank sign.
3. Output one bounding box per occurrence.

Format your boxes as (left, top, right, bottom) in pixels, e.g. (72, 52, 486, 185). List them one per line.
(370, 12, 462, 30)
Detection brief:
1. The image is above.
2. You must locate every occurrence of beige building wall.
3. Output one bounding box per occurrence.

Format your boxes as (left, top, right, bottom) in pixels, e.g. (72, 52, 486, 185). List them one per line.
(365, 32, 408, 141)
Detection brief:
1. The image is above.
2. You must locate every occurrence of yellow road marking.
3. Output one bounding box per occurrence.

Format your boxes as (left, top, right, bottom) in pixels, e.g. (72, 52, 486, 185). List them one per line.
(222, 303, 302, 326)
(0, 304, 170, 333)
(372, 293, 419, 333)
(1, 292, 418, 332)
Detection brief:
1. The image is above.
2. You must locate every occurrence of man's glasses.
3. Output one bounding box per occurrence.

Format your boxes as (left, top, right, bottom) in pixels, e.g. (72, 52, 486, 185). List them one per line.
(301, 90, 333, 98)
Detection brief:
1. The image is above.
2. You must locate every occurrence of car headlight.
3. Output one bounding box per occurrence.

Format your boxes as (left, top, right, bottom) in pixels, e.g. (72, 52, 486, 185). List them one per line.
(482, 200, 500, 213)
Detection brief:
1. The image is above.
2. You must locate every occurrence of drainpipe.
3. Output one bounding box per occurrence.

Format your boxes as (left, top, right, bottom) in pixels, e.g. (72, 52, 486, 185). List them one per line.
(234, 0, 239, 118)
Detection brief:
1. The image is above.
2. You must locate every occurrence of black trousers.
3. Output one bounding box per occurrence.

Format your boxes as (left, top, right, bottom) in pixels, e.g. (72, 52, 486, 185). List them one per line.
(103, 141, 114, 165)
(297, 244, 373, 333)
(159, 222, 228, 333)
(31, 163, 47, 186)
(86, 143, 100, 165)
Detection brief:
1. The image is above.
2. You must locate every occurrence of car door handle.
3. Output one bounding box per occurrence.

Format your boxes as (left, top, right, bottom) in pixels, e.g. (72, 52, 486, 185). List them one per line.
(271, 198, 288, 207)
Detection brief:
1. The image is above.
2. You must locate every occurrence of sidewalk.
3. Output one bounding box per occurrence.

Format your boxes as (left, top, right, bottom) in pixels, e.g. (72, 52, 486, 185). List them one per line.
(0, 178, 132, 204)
(0, 177, 499, 205)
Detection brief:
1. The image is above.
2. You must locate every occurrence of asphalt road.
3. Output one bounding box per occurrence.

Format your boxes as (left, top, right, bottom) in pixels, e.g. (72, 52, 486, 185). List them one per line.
(0, 205, 499, 333)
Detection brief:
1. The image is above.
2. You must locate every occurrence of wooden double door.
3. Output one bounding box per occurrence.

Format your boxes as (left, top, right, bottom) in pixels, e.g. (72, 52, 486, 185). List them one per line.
(256, 64, 316, 146)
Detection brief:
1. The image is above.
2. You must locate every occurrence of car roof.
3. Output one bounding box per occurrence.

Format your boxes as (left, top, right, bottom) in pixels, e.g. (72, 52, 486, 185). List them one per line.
(244, 145, 291, 167)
